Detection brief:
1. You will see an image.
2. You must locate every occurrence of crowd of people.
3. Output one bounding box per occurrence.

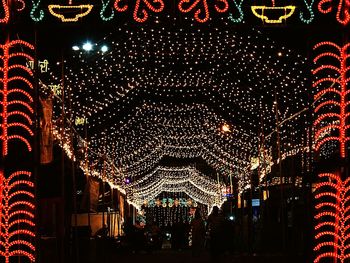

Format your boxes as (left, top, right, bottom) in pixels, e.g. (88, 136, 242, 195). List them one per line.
(121, 206, 234, 260)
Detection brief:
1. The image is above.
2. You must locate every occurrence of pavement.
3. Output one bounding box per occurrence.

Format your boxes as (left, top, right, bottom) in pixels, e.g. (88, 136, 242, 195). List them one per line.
(91, 248, 306, 263)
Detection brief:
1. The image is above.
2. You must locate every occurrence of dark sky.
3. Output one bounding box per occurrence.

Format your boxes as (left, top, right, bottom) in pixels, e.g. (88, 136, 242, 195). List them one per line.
(6, 0, 348, 61)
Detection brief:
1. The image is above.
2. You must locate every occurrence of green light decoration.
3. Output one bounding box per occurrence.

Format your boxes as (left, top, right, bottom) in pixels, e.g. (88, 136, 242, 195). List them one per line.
(100, 0, 115, 21)
(299, 0, 315, 24)
(30, 0, 44, 21)
(228, 0, 244, 23)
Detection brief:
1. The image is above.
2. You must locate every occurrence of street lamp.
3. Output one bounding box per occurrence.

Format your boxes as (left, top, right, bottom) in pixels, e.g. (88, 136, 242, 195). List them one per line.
(221, 123, 231, 133)
(82, 42, 93, 51)
(101, 45, 108, 53)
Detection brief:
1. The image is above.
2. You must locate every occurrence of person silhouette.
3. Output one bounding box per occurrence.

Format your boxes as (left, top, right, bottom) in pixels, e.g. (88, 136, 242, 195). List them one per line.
(191, 208, 206, 257)
(207, 206, 225, 261)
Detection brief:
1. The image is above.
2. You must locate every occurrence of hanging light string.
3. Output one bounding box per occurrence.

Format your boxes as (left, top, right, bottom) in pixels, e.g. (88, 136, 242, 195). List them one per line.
(126, 166, 226, 207)
(44, 25, 309, 196)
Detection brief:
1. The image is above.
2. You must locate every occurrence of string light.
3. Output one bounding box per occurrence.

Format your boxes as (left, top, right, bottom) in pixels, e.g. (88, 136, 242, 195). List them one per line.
(133, 0, 164, 22)
(314, 173, 350, 263)
(299, 0, 315, 24)
(114, 0, 128, 12)
(228, 0, 244, 23)
(318, 0, 350, 25)
(0, 0, 9, 23)
(0, 170, 36, 263)
(15, 0, 26, 12)
(251, 5, 296, 23)
(47, 26, 309, 199)
(113, 0, 164, 22)
(9, 0, 350, 23)
(313, 41, 350, 158)
(100, 0, 115, 21)
(125, 166, 226, 207)
(177, 0, 229, 22)
(30, 0, 44, 21)
(48, 5, 94, 22)
(0, 40, 34, 156)
(178, 0, 208, 23)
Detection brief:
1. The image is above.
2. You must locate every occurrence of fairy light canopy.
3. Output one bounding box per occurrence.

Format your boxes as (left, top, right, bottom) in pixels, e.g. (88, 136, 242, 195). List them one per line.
(45, 24, 310, 197)
(126, 166, 226, 209)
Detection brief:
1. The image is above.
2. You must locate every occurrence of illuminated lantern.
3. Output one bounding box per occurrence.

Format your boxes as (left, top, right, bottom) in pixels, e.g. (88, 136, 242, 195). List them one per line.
(0, 40, 34, 156)
(313, 42, 350, 158)
(251, 0, 295, 23)
(48, 0, 93, 22)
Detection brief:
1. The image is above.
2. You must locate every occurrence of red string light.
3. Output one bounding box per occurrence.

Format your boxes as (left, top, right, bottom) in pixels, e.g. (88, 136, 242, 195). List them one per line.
(133, 0, 164, 23)
(0, 40, 34, 156)
(314, 173, 350, 263)
(0, 170, 35, 263)
(178, 0, 228, 23)
(214, 0, 229, 13)
(114, 0, 164, 22)
(114, 0, 128, 11)
(313, 42, 350, 158)
(178, 0, 210, 23)
(0, 0, 9, 23)
(318, 0, 350, 25)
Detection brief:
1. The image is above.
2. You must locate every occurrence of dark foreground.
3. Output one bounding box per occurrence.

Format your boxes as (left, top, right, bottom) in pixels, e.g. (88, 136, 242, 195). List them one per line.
(41, 238, 308, 263)
(97, 250, 305, 263)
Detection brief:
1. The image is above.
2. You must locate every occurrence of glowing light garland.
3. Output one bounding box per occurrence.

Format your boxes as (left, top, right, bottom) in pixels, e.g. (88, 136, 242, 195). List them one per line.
(47, 27, 309, 199)
(0, 170, 35, 263)
(228, 0, 244, 23)
(251, 5, 296, 23)
(313, 42, 350, 158)
(126, 166, 226, 206)
(12, 0, 350, 23)
(299, 0, 315, 23)
(0, 40, 34, 156)
(30, 0, 44, 22)
(114, 0, 164, 22)
(51, 125, 126, 194)
(100, 0, 115, 21)
(126, 166, 226, 209)
(59, 28, 308, 136)
(15, 0, 25, 12)
(178, 0, 229, 23)
(0, 0, 9, 23)
(318, 0, 350, 25)
(48, 4, 94, 22)
(314, 173, 350, 263)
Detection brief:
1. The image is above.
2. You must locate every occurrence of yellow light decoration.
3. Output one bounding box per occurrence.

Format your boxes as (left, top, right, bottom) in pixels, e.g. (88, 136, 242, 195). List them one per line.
(48, 5, 93, 22)
(251, 5, 296, 23)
